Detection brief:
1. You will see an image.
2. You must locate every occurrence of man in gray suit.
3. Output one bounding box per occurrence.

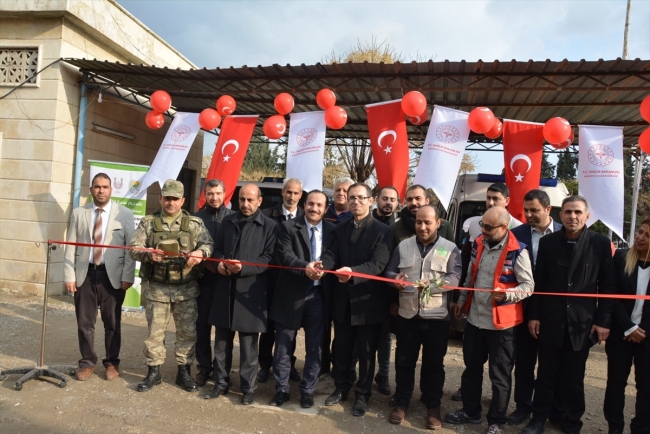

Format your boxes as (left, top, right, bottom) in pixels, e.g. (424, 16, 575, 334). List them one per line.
(64, 173, 135, 382)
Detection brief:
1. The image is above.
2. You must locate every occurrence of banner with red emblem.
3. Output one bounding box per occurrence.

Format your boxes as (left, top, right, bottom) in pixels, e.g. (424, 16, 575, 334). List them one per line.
(286, 111, 326, 192)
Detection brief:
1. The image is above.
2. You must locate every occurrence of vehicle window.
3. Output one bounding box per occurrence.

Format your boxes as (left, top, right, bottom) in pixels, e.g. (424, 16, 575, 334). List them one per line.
(455, 201, 486, 247)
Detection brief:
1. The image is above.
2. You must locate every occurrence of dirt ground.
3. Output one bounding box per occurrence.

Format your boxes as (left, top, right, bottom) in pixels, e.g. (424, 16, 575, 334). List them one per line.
(0, 291, 639, 434)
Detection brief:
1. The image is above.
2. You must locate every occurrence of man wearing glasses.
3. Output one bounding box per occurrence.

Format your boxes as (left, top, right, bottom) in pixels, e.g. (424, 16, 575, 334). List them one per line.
(309, 183, 394, 417)
(445, 206, 534, 434)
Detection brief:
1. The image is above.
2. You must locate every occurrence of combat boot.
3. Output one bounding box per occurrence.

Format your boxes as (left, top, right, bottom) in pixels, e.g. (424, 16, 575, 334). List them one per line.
(137, 365, 162, 392)
(175, 364, 197, 392)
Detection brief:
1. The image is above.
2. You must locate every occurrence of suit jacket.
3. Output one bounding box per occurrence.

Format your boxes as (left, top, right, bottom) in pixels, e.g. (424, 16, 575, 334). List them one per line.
(194, 205, 235, 286)
(529, 228, 616, 351)
(262, 203, 304, 225)
(269, 217, 336, 329)
(208, 211, 276, 333)
(610, 249, 650, 351)
(321, 214, 394, 326)
(63, 201, 136, 289)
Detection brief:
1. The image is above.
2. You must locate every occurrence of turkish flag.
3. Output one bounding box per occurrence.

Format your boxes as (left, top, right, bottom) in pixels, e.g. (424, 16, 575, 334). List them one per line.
(366, 100, 410, 199)
(502, 121, 545, 222)
(199, 115, 259, 208)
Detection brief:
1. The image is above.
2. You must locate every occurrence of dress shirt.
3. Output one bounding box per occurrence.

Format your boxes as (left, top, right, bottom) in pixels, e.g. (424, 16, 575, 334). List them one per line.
(530, 218, 555, 265)
(624, 264, 650, 336)
(305, 218, 323, 286)
(89, 200, 112, 264)
(282, 205, 297, 220)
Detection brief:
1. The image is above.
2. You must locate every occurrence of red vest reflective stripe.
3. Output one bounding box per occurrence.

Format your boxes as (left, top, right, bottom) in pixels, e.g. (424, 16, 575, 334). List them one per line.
(466, 230, 523, 329)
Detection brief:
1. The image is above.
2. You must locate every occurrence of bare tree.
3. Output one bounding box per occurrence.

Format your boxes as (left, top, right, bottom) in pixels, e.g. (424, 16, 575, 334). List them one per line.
(459, 153, 479, 174)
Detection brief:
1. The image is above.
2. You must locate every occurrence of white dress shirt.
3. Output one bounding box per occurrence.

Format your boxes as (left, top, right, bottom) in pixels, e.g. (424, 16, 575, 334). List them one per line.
(625, 265, 650, 336)
(282, 205, 297, 220)
(305, 218, 323, 286)
(89, 200, 112, 264)
(531, 218, 555, 265)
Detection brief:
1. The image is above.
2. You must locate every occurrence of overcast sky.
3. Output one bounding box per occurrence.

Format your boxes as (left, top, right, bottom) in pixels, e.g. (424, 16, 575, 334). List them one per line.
(118, 0, 650, 171)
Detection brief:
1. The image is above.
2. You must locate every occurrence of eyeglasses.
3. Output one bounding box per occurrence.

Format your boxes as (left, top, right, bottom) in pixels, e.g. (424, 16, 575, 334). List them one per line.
(348, 196, 370, 203)
(479, 221, 505, 231)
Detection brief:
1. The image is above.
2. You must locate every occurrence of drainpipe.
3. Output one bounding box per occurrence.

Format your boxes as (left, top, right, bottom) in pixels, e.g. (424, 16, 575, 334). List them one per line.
(73, 82, 87, 208)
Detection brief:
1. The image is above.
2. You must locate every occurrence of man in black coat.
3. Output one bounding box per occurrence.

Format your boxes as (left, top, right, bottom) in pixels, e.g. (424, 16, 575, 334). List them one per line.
(311, 182, 394, 417)
(205, 184, 277, 405)
(258, 178, 305, 383)
(193, 179, 234, 386)
(268, 190, 335, 409)
(522, 196, 616, 434)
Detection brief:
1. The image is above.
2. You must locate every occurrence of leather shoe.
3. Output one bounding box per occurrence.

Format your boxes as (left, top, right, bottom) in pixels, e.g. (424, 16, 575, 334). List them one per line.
(426, 406, 442, 430)
(269, 391, 290, 407)
(104, 365, 119, 381)
(508, 408, 532, 425)
(352, 396, 369, 417)
(451, 387, 462, 401)
(137, 365, 162, 392)
(374, 373, 391, 395)
(290, 367, 302, 382)
(521, 417, 546, 434)
(194, 370, 209, 387)
(300, 393, 314, 408)
(257, 367, 270, 383)
(241, 392, 255, 405)
(444, 409, 482, 424)
(389, 407, 407, 424)
(204, 384, 228, 399)
(75, 367, 94, 381)
(325, 389, 348, 406)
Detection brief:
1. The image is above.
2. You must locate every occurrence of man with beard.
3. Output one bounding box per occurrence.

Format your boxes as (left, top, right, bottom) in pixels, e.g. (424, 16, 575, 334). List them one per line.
(192, 179, 234, 386)
(372, 186, 399, 225)
(324, 177, 354, 225)
(392, 184, 454, 244)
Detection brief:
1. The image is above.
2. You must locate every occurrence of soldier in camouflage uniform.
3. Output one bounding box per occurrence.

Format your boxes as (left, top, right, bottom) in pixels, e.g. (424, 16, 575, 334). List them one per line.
(129, 179, 213, 393)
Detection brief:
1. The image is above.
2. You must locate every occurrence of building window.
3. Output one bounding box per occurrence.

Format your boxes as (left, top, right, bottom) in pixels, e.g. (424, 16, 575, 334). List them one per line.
(0, 48, 39, 86)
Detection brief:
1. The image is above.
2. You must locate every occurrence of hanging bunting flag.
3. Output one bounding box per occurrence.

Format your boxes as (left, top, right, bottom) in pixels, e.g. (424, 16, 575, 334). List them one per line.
(366, 100, 410, 199)
(286, 111, 327, 192)
(413, 105, 470, 209)
(502, 120, 545, 222)
(578, 125, 624, 238)
(199, 115, 259, 208)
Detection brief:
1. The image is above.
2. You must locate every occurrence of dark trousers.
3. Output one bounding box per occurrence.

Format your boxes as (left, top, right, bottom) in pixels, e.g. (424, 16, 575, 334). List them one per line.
(74, 268, 125, 369)
(195, 282, 215, 373)
(273, 290, 324, 394)
(321, 319, 333, 374)
(532, 330, 590, 433)
(604, 337, 650, 434)
(214, 328, 259, 393)
(514, 322, 565, 415)
(333, 317, 382, 400)
(461, 322, 515, 426)
(394, 316, 449, 409)
(376, 318, 392, 377)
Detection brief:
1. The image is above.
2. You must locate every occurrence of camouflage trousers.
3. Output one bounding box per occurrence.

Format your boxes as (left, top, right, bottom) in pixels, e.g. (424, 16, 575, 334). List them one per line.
(144, 298, 198, 366)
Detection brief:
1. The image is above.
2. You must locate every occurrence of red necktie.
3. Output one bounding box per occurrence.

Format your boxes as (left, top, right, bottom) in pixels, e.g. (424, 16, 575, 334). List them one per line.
(93, 208, 104, 265)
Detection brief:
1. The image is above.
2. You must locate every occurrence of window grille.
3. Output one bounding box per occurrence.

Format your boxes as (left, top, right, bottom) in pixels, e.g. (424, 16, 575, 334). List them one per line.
(0, 48, 39, 85)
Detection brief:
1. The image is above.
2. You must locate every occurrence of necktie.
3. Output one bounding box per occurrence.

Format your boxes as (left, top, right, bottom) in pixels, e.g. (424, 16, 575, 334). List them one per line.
(310, 226, 317, 262)
(288, 213, 293, 220)
(93, 208, 104, 265)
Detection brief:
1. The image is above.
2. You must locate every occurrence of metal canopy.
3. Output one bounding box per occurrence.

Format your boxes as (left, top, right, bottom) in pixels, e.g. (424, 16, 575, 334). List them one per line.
(63, 57, 650, 149)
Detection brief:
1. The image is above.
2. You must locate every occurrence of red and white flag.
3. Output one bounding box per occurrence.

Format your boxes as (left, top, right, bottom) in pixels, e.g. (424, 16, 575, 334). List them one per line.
(578, 125, 624, 238)
(199, 115, 259, 208)
(502, 120, 545, 222)
(366, 100, 410, 199)
(286, 111, 326, 192)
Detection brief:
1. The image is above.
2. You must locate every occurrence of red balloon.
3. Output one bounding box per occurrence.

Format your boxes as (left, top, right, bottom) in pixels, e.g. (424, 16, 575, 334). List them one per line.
(484, 119, 503, 139)
(316, 89, 336, 110)
(468, 107, 495, 134)
(274, 93, 295, 115)
(543, 117, 572, 144)
(551, 129, 574, 150)
(639, 127, 650, 154)
(198, 108, 222, 130)
(324, 106, 348, 130)
(641, 95, 650, 123)
(401, 91, 427, 117)
(263, 115, 287, 139)
(150, 90, 171, 113)
(407, 106, 428, 126)
(217, 95, 236, 116)
(145, 111, 164, 129)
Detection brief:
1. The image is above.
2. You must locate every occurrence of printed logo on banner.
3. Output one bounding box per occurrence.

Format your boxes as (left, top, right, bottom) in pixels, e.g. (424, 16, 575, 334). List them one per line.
(436, 125, 460, 144)
(296, 128, 318, 147)
(129, 180, 142, 194)
(171, 125, 192, 142)
(587, 144, 615, 166)
(113, 177, 124, 192)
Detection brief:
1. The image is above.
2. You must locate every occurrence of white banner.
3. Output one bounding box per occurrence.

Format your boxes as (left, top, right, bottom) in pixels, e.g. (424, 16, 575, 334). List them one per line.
(413, 105, 470, 209)
(139, 112, 200, 191)
(286, 111, 326, 192)
(578, 125, 624, 238)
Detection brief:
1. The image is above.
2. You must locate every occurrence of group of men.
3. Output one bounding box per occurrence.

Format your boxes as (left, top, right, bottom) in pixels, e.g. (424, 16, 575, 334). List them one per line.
(63, 173, 629, 434)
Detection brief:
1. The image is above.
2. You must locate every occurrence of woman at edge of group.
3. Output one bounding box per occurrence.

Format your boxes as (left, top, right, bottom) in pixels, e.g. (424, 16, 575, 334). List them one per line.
(603, 217, 650, 434)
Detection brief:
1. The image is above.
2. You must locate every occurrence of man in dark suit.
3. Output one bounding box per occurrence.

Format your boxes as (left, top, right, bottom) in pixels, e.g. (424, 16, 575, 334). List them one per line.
(205, 184, 277, 405)
(522, 196, 616, 434)
(268, 190, 335, 408)
(509, 190, 563, 425)
(193, 179, 234, 386)
(258, 178, 305, 383)
(63, 173, 135, 382)
(311, 182, 394, 417)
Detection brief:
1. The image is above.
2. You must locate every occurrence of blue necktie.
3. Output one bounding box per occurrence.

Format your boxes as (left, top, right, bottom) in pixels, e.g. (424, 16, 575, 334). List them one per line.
(310, 226, 317, 262)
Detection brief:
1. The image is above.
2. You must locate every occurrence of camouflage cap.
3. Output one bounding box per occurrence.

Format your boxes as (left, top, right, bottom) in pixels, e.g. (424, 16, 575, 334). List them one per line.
(161, 179, 184, 198)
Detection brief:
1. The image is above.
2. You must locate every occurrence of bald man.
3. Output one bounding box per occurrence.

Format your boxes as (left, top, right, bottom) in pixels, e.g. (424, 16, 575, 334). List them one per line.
(206, 184, 277, 405)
